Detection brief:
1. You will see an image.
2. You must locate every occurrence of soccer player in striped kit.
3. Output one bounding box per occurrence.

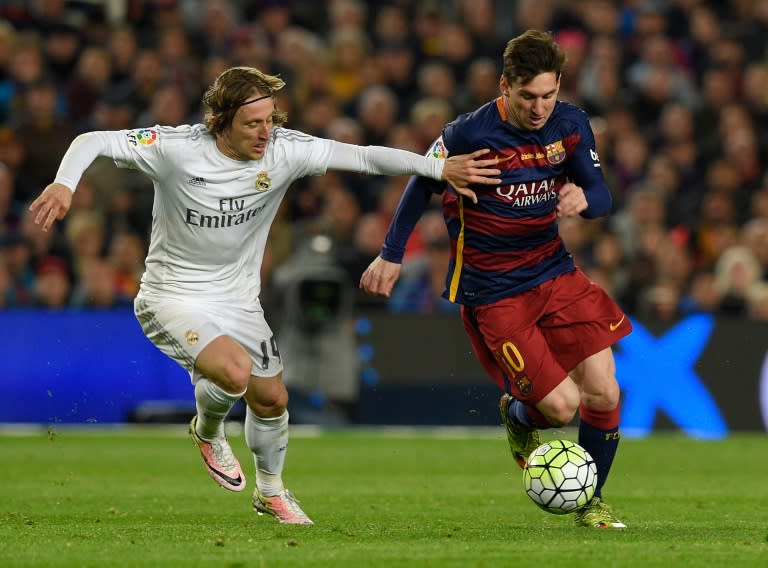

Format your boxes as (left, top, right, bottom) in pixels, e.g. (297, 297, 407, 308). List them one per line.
(360, 29, 631, 528)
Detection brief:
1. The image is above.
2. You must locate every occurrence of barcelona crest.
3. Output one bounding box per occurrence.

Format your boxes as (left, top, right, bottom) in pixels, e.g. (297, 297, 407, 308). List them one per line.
(545, 139, 566, 165)
(516, 375, 533, 396)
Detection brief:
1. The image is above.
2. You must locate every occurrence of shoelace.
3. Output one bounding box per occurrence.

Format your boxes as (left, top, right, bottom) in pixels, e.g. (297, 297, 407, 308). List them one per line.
(210, 438, 237, 470)
(273, 491, 310, 520)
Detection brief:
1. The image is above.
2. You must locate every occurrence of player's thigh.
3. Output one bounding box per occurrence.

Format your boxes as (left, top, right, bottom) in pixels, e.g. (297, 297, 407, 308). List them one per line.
(195, 335, 253, 391)
(541, 269, 631, 372)
(461, 300, 566, 404)
(134, 296, 283, 384)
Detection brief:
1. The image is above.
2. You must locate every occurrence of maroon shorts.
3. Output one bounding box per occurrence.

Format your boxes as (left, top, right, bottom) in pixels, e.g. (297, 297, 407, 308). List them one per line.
(460, 268, 632, 404)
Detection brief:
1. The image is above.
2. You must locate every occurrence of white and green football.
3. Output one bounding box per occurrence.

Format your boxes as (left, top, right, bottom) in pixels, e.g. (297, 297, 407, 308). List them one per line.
(523, 439, 597, 515)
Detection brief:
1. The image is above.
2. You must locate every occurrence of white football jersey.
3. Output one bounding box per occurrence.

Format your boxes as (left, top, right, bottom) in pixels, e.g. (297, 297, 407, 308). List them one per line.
(98, 124, 335, 304)
(55, 123, 445, 306)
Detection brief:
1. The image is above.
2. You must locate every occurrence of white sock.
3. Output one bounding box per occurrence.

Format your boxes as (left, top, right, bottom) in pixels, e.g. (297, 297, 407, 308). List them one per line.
(194, 378, 245, 440)
(244, 407, 289, 496)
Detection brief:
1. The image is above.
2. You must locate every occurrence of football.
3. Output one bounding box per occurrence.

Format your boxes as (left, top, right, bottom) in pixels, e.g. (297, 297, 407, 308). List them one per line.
(522, 439, 597, 515)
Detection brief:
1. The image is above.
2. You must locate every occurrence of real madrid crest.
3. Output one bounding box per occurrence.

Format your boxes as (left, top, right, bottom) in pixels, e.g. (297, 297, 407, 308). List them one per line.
(185, 329, 199, 345)
(255, 171, 272, 192)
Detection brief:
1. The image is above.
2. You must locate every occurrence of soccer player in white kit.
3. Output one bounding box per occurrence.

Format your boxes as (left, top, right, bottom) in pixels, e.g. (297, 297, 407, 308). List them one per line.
(29, 66, 501, 525)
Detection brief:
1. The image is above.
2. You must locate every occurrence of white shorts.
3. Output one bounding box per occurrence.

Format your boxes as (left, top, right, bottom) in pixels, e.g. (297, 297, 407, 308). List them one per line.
(134, 295, 283, 383)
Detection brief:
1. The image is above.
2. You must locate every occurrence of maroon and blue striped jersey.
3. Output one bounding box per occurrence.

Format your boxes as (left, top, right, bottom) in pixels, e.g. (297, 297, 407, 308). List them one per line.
(380, 98, 612, 306)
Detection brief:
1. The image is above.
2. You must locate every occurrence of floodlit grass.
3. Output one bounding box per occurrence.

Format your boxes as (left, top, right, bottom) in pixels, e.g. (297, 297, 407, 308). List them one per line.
(1, 426, 766, 567)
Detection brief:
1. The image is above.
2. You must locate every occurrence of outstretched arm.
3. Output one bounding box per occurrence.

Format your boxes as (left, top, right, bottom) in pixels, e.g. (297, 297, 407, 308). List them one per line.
(326, 141, 499, 201)
(29, 131, 113, 232)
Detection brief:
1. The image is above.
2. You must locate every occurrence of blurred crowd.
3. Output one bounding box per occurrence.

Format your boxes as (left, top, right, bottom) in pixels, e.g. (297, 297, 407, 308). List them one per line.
(1, 0, 768, 322)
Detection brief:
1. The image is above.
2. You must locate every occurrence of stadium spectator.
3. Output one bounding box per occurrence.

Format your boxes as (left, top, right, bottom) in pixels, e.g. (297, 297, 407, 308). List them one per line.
(13, 76, 76, 191)
(373, 40, 417, 109)
(124, 49, 164, 113)
(28, 65, 501, 526)
(0, 231, 34, 306)
(370, 4, 410, 49)
(453, 56, 500, 115)
(586, 231, 629, 302)
(354, 84, 399, 146)
(196, 0, 241, 59)
(415, 61, 457, 109)
(746, 282, 768, 320)
(69, 256, 120, 309)
(314, 184, 364, 280)
(740, 218, 768, 277)
(18, 204, 65, 266)
(41, 22, 82, 88)
(136, 83, 193, 127)
(0, 161, 22, 233)
(1, 31, 47, 123)
(0, 128, 33, 204)
(326, 27, 370, 106)
(63, 45, 112, 122)
(105, 25, 139, 88)
(32, 254, 71, 309)
(76, 86, 137, 134)
(360, 29, 630, 528)
(714, 245, 764, 317)
(578, 34, 625, 116)
(106, 230, 145, 303)
(408, 97, 454, 154)
(742, 61, 768, 132)
(455, 0, 506, 59)
(64, 209, 105, 282)
(680, 269, 722, 315)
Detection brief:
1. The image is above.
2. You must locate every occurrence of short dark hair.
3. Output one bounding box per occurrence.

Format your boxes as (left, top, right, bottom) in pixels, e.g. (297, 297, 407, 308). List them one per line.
(502, 29, 566, 85)
(202, 66, 288, 135)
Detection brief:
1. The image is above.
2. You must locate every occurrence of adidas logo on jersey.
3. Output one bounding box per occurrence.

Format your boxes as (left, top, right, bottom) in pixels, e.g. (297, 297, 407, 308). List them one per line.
(188, 177, 206, 186)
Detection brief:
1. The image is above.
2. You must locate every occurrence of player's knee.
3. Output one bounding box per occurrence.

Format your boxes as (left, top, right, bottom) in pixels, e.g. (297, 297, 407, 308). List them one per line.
(539, 381, 580, 427)
(219, 352, 253, 392)
(582, 377, 620, 411)
(538, 395, 579, 427)
(257, 388, 287, 412)
(245, 377, 288, 416)
(543, 402, 578, 428)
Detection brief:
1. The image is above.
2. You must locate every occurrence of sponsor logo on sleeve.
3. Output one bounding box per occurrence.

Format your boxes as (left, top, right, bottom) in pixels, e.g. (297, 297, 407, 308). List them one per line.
(590, 148, 601, 167)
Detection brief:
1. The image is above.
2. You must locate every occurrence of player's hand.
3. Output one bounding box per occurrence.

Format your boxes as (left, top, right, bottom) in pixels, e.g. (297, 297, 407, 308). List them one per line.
(29, 182, 74, 232)
(442, 149, 501, 204)
(556, 182, 588, 217)
(359, 256, 402, 298)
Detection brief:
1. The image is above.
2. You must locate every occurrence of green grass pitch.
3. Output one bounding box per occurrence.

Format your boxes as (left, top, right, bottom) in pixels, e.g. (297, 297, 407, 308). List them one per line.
(1, 426, 766, 567)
